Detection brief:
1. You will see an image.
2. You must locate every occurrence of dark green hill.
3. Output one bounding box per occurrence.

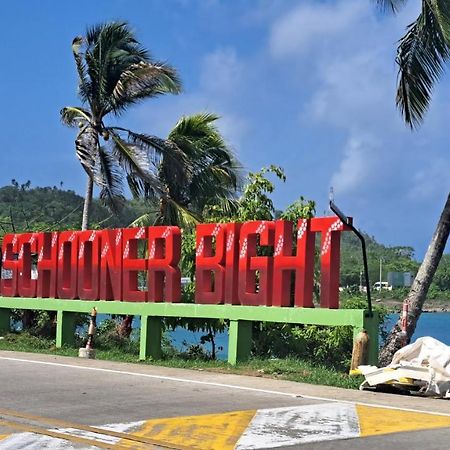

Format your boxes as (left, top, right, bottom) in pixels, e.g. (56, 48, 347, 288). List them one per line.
(340, 231, 419, 288)
(0, 180, 151, 234)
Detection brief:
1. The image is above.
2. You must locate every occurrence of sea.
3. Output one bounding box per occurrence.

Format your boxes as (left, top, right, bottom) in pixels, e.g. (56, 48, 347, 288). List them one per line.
(384, 312, 450, 345)
(166, 312, 450, 360)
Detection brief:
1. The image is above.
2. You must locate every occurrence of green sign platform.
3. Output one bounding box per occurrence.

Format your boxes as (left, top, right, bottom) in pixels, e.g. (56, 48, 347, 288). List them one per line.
(0, 297, 379, 365)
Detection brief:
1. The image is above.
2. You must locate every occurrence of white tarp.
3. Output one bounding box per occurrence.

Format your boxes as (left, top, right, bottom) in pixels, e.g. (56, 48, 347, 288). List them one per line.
(360, 337, 450, 397)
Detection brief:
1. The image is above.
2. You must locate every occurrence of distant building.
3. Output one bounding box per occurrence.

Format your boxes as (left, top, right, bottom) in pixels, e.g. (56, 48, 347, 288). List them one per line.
(387, 271, 414, 288)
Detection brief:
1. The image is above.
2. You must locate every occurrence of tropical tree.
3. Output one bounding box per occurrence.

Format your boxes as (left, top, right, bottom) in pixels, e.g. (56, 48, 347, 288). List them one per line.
(131, 113, 242, 228)
(118, 113, 241, 340)
(61, 21, 181, 230)
(376, 1, 450, 364)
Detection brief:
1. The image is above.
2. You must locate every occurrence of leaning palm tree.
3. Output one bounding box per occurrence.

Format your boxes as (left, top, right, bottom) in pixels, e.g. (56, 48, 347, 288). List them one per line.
(132, 113, 242, 228)
(61, 21, 181, 230)
(375, 1, 450, 364)
(119, 113, 241, 339)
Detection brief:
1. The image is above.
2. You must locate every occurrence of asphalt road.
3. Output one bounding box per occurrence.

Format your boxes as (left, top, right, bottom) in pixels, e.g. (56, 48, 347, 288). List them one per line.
(0, 351, 450, 449)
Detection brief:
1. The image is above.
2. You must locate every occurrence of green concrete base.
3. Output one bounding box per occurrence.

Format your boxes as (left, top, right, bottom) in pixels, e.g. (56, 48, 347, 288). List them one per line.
(0, 308, 10, 334)
(56, 310, 76, 348)
(140, 316, 162, 360)
(0, 297, 379, 365)
(357, 311, 379, 366)
(228, 320, 252, 365)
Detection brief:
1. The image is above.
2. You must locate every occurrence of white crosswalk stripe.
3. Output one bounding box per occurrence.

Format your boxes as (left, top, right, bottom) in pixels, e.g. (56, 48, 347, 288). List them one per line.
(236, 403, 359, 449)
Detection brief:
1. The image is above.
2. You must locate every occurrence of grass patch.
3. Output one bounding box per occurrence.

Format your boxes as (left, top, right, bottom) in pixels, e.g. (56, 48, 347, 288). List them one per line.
(0, 331, 362, 390)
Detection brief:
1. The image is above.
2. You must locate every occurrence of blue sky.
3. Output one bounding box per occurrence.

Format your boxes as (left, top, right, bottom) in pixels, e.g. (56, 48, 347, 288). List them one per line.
(1, 0, 449, 258)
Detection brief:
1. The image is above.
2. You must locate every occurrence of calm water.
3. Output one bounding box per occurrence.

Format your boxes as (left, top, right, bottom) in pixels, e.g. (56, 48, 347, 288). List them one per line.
(385, 312, 450, 345)
(168, 312, 450, 359)
(92, 312, 450, 360)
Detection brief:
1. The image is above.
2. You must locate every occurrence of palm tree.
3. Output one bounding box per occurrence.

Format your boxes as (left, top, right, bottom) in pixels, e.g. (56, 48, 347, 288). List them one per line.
(375, 1, 450, 364)
(132, 113, 242, 228)
(119, 113, 241, 339)
(61, 21, 181, 230)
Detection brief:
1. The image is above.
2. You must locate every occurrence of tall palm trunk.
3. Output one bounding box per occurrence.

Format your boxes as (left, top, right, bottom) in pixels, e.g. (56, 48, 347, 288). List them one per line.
(76, 124, 99, 231)
(81, 175, 94, 231)
(379, 192, 450, 366)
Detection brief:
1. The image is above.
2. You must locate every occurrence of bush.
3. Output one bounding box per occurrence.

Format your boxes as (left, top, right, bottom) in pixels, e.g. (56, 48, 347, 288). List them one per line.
(252, 296, 387, 371)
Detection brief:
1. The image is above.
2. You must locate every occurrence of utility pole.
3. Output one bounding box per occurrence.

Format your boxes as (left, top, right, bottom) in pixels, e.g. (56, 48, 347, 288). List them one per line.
(359, 270, 363, 292)
(379, 258, 383, 297)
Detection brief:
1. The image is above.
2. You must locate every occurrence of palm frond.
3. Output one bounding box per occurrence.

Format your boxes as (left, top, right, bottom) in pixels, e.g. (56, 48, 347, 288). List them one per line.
(126, 174, 156, 199)
(116, 127, 189, 174)
(169, 113, 220, 141)
(396, 0, 450, 128)
(374, 0, 407, 13)
(108, 129, 163, 196)
(74, 125, 98, 177)
(109, 61, 181, 115)
(96, 147, 125, 213)
(60, 106, 92, 127)
(153, 112, 243, 223)
(83, 21, 161, 117)
(86, 21, 149, 61)
(72, 36, 92, 105)
(129, 211, 158, 227)
(155, 197, 201, 228)
(203, 197, 240, 219)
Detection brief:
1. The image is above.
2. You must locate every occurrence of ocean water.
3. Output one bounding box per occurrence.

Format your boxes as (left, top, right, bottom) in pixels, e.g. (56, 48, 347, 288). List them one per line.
(385, 312, 450, 345)
(167, 312, 450, 359)
(92, 312, 450, 360)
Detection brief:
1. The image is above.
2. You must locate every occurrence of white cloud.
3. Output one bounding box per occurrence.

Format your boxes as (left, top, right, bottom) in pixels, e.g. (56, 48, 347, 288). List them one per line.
(410, 158, 450, 201)
(269, 0, 370, 58)
(330, 133, 379, 195)
(200, 48, 243, 94)
(266, 0, 450, 255)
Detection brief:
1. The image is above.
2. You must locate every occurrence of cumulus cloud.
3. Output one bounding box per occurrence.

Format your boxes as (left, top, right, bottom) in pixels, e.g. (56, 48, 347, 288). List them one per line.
(270, 0, 370, 58)
(200, 48, 243, 94)
(410, 158, 450, 201)
(330, 134, 379, 196)
(267, 0, 450, 254)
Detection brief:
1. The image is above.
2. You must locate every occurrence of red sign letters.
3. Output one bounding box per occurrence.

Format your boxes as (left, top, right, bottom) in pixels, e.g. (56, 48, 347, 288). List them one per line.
(0, 217, 350, 308)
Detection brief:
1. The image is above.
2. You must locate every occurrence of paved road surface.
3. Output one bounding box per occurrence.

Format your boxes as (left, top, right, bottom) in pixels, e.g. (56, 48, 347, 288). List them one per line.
(0, 350, 450, 449)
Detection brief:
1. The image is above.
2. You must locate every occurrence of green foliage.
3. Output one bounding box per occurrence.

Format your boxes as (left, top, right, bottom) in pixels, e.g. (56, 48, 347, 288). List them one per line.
(154, 113, 242, 227)
(63, 20, 181, 219)
(252, 297, 388, 371)
(280, 197, 316, 221)
(339, 231, 420, 289)
(0, 181, 151, 238)
(93, 317, 140, 354)
(237, 165, 286, 222)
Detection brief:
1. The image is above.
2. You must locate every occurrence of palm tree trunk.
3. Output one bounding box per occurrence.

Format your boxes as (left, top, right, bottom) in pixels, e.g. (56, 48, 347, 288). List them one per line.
(379, 192, 450, 366)
(118, 315, 133, 338)
(75, 123, 99, 231)
(81, 175, 94, 231)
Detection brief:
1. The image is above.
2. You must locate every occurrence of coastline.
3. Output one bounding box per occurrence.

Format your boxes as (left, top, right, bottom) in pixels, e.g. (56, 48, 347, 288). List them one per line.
(377, 298, 450, 313)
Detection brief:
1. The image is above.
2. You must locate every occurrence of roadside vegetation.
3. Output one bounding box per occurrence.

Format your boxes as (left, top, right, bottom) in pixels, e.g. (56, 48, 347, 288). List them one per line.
(0, 331, 362, 390)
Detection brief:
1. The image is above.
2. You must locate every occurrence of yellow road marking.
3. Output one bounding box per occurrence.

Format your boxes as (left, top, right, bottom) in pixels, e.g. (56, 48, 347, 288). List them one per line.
(357, 404, 450, 437)
(0, 419, 124, 449)
(0, 434, 8, 441)
(0, 407, 185, 449)
(120, 410, 256, 450)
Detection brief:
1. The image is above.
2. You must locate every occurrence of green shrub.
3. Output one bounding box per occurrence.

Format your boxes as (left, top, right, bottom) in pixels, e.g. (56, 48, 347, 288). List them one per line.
(251, 296, 387, 371)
